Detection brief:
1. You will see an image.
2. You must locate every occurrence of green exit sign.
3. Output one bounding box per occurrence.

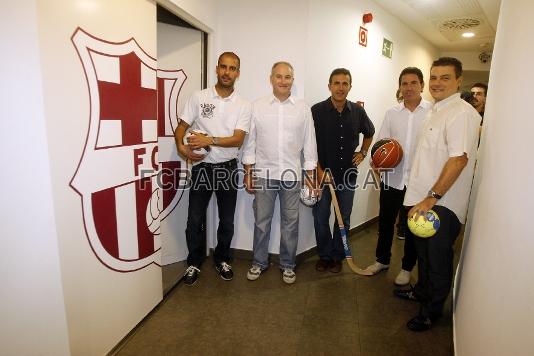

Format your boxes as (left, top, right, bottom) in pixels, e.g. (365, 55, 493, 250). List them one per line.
(382, 38, 393, 59)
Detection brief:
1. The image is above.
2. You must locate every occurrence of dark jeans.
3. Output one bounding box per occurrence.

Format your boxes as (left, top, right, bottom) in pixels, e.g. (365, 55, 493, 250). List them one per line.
(312, 184, 355, 261)
(185, 159, 238, 268)
(376, 182, 417, 270)
(410, 205, 462, 320)
(396, 205, 407, 233)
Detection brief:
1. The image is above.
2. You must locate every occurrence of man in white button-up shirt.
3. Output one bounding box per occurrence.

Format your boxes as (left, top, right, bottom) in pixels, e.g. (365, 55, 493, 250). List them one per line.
(395, 57, 480, 332)
(242, 62, 317, 284)
(365, 68, 431, 286)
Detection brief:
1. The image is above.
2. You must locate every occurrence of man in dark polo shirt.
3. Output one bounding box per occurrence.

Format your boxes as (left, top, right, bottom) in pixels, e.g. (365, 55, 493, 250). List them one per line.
(311, 68, 375, 273)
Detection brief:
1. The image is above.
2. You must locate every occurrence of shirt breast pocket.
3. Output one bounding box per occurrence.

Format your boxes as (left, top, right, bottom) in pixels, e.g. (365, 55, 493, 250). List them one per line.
(421, 125, 443, 149)
(283, 115, 302, 150)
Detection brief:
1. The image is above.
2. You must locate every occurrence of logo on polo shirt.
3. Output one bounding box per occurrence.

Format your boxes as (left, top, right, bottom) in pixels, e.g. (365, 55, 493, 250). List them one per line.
(200, 103, 215, 119)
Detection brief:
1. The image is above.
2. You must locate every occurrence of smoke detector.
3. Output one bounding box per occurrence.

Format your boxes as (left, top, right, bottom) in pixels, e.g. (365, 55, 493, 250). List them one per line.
(479, 51, 491, 63)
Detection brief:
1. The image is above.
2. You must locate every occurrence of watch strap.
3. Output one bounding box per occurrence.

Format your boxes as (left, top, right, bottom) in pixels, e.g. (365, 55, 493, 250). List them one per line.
(428, 190, 442, 199)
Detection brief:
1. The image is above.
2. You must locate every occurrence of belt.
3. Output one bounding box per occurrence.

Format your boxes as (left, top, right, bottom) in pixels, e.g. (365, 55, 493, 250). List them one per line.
(196, 159, 237, 169)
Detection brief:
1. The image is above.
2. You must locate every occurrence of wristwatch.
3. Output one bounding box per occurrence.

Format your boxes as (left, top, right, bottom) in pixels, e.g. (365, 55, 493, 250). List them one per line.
(360, 149, 368, 157)
(212, 136, 219, 145)
(428, 190, 442, 199)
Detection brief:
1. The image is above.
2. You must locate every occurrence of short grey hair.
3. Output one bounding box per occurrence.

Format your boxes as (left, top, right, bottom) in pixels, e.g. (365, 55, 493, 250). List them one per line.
(271, 61, 294, 75)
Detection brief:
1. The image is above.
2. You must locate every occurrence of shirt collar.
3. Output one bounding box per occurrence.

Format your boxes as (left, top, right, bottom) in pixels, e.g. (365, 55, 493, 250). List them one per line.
(393, 101, 406, 112)
(433, 93, 460, 112)
(393, 98, 432, 112)
(327, 97, 351, 112)
(211, 86, 236, 102)
(269, 94, 295, 105)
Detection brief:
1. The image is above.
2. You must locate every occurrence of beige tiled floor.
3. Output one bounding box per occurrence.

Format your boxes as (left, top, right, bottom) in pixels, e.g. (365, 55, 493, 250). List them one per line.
(116, 224, 455, 355)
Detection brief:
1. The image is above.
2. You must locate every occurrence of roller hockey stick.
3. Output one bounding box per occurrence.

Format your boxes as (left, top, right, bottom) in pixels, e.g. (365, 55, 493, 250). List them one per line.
(327, 179, 373, 276)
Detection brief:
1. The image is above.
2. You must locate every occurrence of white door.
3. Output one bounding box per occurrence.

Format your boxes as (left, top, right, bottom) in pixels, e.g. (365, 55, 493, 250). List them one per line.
(157, 22, 203, 266)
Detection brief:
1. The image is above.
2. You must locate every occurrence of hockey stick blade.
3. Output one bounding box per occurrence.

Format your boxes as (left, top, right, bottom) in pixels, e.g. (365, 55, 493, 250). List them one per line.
(340, 228, 373, 276)
(328, 181, 371, 276)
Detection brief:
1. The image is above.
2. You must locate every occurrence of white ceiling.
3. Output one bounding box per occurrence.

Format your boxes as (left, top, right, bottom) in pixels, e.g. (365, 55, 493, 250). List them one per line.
(374, 0, 501, 52)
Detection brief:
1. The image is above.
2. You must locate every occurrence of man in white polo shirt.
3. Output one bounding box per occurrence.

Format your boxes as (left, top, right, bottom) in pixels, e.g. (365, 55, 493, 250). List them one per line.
(394, 57, 481, 331)
(365, 67, 431, 287)
(174, 52, 251, 286)
(242, 61, 317, 284)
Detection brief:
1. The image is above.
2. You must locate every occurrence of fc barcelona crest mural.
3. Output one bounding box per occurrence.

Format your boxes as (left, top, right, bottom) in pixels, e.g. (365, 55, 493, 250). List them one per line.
(70, 28, 187, 272)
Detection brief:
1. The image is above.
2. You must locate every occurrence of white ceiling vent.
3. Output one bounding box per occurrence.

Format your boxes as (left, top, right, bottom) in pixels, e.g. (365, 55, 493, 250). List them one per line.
(374, 0, 498, 51)
(439, 18, 482, 31)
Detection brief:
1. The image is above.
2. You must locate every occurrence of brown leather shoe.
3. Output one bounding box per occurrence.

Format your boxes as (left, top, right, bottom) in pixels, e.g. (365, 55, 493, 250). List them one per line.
(329, 260, 342, 273)
(315, 259, 330, 272)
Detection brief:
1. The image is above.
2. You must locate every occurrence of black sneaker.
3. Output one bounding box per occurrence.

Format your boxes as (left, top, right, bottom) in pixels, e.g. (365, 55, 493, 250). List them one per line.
(215, 262, 233, 281)
(407, 315, 432, 331)
(396, 228, 406, 240)
(183, 266, 200, 286)
(393, 285, 419, 301)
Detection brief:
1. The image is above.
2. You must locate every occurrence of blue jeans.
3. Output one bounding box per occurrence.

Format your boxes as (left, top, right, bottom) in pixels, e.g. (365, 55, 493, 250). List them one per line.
(252, 178, 300, 270)
(312, 185, 355, 261)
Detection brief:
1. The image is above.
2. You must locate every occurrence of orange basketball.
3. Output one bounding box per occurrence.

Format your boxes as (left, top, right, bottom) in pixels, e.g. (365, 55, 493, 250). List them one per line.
(371, 138, 403, 168)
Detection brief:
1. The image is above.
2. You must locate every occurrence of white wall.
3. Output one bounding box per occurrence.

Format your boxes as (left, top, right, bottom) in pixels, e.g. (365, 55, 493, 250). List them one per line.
(166, 0, 217, 33)
(214, 0, 439, 255)
(441, 50, 492, 71)
(454, 1, 534, 355)
(0, 2, 71, 355)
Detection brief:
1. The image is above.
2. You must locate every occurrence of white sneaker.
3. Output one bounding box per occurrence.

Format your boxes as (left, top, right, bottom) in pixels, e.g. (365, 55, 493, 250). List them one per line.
(364, 261, 389, 275)
(394, 269, 411, 286)
(247, 265, 262, 281)
(282, 268, 296, 284)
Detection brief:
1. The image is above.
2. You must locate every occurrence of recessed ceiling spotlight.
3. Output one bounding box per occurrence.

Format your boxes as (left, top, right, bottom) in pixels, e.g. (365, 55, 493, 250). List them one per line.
(462, 32, 475, 38)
